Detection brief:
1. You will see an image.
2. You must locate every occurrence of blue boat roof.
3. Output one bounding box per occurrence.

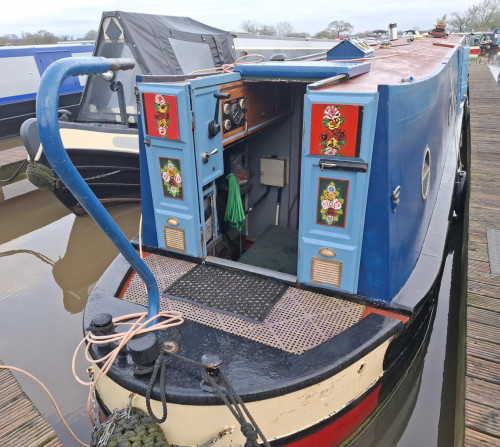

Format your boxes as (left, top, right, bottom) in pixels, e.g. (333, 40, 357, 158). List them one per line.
(233, 61, 371, 79)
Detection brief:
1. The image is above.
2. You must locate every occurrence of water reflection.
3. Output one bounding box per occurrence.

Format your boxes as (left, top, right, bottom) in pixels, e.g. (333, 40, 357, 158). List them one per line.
(0, 187, 464, 446)
(0, 203, 140, 313)
(0, 189, 141, 445)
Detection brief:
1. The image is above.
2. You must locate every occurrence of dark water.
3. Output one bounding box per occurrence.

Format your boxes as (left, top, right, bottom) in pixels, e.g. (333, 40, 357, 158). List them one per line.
(0, 177, 465, 446)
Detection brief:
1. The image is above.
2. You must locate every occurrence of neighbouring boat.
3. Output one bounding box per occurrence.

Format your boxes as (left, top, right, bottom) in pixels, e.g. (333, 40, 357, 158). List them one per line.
(22, 11, 336, 215)
(0, 42, 94, 139)
(35, 30, 470, 446)
(465, 32, 500, 55)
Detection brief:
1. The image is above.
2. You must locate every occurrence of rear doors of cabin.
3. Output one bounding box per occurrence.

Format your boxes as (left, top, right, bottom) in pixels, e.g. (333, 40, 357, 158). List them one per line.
(298, 91, 378, 294)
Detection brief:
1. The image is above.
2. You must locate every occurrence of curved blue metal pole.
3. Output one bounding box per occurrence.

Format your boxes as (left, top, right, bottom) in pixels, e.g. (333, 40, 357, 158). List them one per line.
(36, 57, 160, 323)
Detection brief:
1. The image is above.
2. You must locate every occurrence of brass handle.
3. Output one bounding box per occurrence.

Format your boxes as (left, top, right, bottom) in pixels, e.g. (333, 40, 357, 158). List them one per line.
(319, 247, 336, 257)
(167, 217, 179, 226)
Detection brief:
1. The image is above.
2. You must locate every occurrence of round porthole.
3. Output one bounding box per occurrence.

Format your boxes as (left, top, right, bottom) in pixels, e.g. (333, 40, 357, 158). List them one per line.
(421, 146, 431, 200)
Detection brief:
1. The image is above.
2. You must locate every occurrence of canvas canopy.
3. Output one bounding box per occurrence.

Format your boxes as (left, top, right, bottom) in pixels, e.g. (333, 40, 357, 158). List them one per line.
(76, 11, 236, 124)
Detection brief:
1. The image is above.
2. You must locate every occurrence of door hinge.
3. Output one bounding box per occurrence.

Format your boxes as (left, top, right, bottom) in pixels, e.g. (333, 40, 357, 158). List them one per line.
(134, 86, 140, 105)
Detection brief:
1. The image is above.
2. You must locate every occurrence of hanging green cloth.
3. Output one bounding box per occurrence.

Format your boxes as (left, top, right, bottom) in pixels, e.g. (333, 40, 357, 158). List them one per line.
(224, 173, 246, 231)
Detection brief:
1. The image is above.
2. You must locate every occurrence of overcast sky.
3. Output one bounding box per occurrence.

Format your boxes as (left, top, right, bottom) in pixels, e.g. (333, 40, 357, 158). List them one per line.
(1, 0, 477, 38)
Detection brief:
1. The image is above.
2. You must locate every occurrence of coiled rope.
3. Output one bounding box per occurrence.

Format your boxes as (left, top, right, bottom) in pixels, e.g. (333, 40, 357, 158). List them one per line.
(72, 311, 184, 425)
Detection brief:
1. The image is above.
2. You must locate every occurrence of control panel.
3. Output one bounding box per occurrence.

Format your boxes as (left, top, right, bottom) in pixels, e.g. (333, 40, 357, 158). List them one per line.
(222, 97, 247, 133)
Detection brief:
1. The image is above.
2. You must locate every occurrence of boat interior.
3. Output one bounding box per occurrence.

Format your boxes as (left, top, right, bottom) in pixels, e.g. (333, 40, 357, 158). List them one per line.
(206, 81, 306, 278)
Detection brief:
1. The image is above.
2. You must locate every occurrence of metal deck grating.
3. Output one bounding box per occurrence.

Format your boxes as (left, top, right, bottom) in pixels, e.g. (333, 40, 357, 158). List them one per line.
(121, 254, 365, 355)
(165, 264, 288, 322)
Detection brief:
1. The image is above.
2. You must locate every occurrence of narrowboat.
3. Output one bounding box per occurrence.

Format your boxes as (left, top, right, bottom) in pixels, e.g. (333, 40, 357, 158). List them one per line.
(36, 31, 469, 446)
(0, 42, 93, 139)
(22, 11, 336, 215)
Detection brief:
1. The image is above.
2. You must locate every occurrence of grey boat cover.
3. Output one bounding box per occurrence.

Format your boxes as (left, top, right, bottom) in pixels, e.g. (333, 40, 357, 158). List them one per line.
(76, 11, 236, 123)
(103, 11, 236, 75)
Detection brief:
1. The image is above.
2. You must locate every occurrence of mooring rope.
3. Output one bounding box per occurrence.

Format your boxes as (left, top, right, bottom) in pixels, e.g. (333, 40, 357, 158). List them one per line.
(0, 159, 28, 183)
(72, 311, 184, 425)
(0, 364, 89, 446)
(135, 348, 271, 447)
(188, 53, 266, 75)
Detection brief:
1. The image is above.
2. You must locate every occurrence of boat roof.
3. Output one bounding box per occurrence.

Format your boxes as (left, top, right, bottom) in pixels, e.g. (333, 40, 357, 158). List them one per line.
(230, 35, 464, 93)
(316, 35, 464, 93)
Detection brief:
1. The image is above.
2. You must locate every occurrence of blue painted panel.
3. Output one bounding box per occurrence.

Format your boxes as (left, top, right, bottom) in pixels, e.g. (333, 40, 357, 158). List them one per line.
(359, 50, 461, 302)
(326, 39, 374, 60)
(34, 51, 83, 93)
(0, 44, 93, 58)
(138, 82, 202, 257)
(234, 61, 371, 79)
(298, 92, 378, 294)
(0, 92, 36, 106)
(458, 45, 470, 105)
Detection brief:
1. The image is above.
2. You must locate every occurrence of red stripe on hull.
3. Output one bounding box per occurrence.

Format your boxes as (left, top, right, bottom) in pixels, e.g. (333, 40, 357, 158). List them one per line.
(285, 384, 382, 447)
(362, 307, 409, 323)
(116, 252, 150, 298)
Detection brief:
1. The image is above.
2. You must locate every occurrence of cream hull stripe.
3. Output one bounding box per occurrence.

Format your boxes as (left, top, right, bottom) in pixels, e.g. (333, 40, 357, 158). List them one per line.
(46, 128, 140, 153)
(95, 338, 391, 446)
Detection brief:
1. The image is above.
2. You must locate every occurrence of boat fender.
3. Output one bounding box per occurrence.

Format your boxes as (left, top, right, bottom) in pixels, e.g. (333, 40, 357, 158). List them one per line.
(26, 161, 56, 192)
(103, 407, 169, 447)
(20, 118, 40, 161)
(454, 170, 467, 215)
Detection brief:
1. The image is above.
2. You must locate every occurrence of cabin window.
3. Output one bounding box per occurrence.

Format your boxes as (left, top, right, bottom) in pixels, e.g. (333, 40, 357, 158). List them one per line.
(75, 42, 141, 125)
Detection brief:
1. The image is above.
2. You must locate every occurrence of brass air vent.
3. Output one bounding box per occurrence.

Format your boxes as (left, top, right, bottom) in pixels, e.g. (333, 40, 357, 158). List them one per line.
(311, 257, 342, 288)
(164, 226, 186, 252)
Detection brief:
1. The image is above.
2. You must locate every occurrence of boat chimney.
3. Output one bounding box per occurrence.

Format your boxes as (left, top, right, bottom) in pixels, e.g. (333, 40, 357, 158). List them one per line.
(389, 23, 397, 40)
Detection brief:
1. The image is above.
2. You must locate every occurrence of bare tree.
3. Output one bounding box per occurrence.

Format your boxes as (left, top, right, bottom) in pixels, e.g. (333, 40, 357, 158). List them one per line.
(259, 24, 277, 36)
(21, 30, 58, 45)
(468, 0, 499, 30)
(83, 30, 97, 41)
(449, 11, 470, 32)
(275, 21, 295, 37)
(288, 31, 311, 38)
(314, 29, 335, 39)
(241, 20, 260, 34)
(0, 34, 19, 45)
(327, 20, 353, 37)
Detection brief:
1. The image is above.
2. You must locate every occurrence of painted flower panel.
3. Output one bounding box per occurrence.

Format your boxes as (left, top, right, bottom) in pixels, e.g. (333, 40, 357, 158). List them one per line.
(159, 157, 183, 200)
(143, 92, 179, 140)
(310, 103, 362, 157)
(317, 178, 349, 227)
